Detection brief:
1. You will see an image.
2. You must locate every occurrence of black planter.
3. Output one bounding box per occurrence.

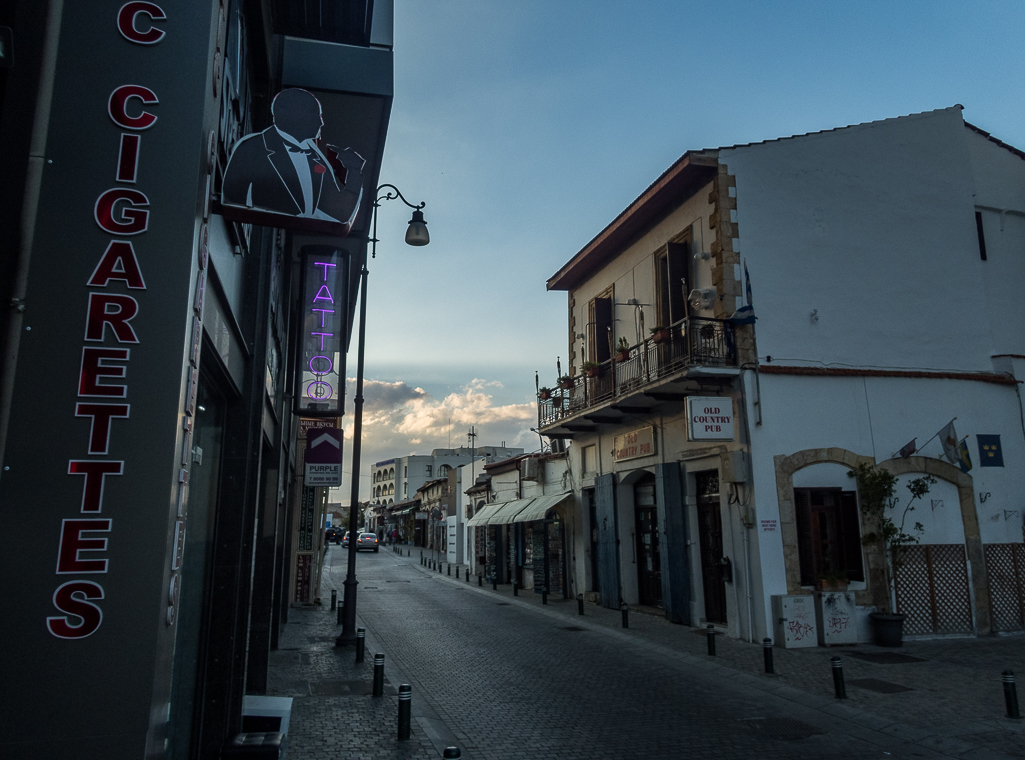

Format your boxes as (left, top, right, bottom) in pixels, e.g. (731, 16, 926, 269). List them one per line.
(869, 612, 906, 647)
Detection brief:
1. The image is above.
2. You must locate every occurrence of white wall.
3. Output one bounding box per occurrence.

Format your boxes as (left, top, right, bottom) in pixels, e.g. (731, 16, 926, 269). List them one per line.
(723, 107, 995, 372)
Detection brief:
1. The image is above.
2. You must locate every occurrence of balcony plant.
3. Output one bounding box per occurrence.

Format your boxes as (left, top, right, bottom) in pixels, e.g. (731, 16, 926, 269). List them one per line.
(649, 325, 671, 344)
(848, 462, 935, 646)
(581, 361, 600, 378)
(614, 337, 631, 362)
(537, 387, 552, 401)
(557, 375, 574, 390)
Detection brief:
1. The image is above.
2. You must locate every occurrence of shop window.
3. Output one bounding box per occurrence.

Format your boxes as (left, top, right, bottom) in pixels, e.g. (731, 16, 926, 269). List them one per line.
(794, 488, 864, 585)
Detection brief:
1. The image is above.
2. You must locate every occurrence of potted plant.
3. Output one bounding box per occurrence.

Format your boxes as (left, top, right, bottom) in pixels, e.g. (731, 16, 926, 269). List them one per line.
(849, 462, 935, 647)
(582, 361, 600, 378)
(614, 337, 631, 362)
(815, 570, 849, 592)
(557, 375, 574, 390)
(537, 387, 552, 401)
(649, 325, 671, 344)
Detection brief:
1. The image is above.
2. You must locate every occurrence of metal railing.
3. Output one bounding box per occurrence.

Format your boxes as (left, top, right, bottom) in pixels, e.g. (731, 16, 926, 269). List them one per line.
(538, 317, 735, 428)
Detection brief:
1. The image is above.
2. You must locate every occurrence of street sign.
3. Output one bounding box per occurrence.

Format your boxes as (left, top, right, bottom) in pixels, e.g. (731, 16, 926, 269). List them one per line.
(304, 429, 343, 486)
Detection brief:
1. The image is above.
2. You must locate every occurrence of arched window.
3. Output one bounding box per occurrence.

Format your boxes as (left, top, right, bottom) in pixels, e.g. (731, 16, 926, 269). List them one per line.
(439, 464, 451, 476)
(388, 483, 394, 495)
(389, 467, 395, 479)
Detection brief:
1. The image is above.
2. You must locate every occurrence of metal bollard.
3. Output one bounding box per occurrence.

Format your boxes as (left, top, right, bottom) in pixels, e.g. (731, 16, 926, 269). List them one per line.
(577, 593, 584, 616)
(512, 579, 518, 596)
(337, 602, 343, 625)
(706, 624, 716, 656)
(456, 567, 460, 579)
(330, 589, 337, 610)
(1003, 670, 1021, 719)
(763, 638, 774, 674)
(492, 574, 497, 590)
(542, 587, 548, 605)
(447, 564, 451, 576)
(831, 657, 847, 699)
(443, 748, 461, 759)
(397, 684, 412, 740)
(373, 653, 385, 698)
(621, 603, 629, 629)
(478, 573, 482, 587)
(355, 628, 366, 663)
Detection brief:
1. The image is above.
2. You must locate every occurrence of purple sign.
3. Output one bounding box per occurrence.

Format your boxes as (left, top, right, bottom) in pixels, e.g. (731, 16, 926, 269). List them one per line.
(305, 429, 343, 464)
(295, 247, 348, 417)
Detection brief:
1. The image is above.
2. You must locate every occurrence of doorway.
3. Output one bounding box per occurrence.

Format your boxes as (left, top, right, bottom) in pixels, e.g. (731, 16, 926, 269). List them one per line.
(695, 470, 727, 624)
(634, 477, 662, 607)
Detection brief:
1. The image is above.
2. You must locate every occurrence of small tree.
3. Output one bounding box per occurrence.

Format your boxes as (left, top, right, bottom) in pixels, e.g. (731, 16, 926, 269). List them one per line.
(848, 463, 936, 614)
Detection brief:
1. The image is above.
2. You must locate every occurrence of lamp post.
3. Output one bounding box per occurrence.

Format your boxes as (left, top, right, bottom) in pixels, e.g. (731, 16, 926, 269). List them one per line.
(336, 184, 428, 647)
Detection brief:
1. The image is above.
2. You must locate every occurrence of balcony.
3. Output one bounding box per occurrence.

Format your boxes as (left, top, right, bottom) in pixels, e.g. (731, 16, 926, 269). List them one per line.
(538, 317, 738, 434)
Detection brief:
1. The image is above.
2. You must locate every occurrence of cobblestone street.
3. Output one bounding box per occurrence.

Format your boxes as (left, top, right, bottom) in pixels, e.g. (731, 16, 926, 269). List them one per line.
(265, 545, 1024, 759)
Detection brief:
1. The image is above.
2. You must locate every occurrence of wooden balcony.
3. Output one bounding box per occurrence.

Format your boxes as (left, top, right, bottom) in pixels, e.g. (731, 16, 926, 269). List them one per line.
(538, 317, 739, 437)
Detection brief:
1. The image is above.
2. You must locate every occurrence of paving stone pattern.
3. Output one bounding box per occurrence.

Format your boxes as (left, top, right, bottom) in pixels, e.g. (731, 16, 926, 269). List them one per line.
(279, 546, 1008, 759)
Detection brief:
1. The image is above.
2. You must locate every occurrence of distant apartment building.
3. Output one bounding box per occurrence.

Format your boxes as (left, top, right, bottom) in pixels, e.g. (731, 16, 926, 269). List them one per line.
(371, 445, 523, 504)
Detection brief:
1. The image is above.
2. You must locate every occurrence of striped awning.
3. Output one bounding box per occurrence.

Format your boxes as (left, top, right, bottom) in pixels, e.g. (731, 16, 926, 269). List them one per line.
(465, 501, 504, 527)
(487, 498, 534, 525)
(510, 492, 572, 523)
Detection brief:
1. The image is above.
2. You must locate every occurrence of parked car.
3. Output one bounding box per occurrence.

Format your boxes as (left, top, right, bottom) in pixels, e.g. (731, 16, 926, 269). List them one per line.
(325, 526, 341, 544)
(341, 531, 350, 548)
(356, 532, 379, 552)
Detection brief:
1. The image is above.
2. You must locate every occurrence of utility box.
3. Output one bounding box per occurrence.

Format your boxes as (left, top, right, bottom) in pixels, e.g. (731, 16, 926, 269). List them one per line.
(771, 595, 819, 648)
(719, 450, 749, 483)
(815, 592, 858, 645)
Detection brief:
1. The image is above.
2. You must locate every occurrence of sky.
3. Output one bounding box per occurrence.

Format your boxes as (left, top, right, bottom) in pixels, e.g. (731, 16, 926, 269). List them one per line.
(331, 0, 1025, 504)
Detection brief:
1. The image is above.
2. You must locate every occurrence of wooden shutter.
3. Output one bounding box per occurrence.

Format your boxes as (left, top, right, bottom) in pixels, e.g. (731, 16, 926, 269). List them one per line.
(794, 489, 816, 586)
(839, 490, 865, 582)
(655, 462, 690, 624)
(595, 473, 620, 608)
(666, 242, 689, 323)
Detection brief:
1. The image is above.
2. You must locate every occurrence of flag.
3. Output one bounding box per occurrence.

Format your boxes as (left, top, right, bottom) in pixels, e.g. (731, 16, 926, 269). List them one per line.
(745, 260, 753, 308)
(938, 420, 958, 465)
(977, 434, 1004, 467)
(728, 304, 756, 324)
(957, 439, 972, 473)
(898, 438, 916, 458)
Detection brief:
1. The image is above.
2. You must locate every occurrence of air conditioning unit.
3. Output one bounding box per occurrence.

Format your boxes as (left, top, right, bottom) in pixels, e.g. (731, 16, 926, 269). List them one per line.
(520, 458, 541, 481)
(688, 288, 716, 311)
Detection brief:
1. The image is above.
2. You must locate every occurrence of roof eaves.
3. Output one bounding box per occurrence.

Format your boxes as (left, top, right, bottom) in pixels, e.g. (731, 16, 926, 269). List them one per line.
(964, 121, 1025, 162)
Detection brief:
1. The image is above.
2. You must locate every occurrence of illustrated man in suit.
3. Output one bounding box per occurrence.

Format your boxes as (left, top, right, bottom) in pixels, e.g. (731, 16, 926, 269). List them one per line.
(222, 88, 364, 230)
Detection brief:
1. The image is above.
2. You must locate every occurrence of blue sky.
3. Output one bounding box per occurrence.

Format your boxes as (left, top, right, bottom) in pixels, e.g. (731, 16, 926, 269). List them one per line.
(334, 0, 1024, 502)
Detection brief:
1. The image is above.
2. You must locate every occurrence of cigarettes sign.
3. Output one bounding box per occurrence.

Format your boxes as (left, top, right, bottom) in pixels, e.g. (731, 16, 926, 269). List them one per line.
(687, 397, 735, 441)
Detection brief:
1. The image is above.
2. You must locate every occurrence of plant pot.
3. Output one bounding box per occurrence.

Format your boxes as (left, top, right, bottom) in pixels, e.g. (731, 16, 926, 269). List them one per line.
(558, 381, 574, 390)
(869, 612, 906, 647)
(584, 367, 600, 378)
(538, 391, 551, 401)
(651, 329, 671, 344)
(615, 351, 630, 362)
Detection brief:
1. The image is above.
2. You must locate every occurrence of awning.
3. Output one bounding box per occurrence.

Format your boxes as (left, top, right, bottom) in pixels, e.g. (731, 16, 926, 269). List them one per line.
(488, 498, 535, 525)
(391, 505, 415, 516)
(466, 501, 504, 527)
(510, 492, 572, 523)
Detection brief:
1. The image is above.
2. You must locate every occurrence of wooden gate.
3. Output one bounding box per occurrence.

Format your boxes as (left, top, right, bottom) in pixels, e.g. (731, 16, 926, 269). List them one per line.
(985, 543, 1025, 632)
(893, 544, 973, 635)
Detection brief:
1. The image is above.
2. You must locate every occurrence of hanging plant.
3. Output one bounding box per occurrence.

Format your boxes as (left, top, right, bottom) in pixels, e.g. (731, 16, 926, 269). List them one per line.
(649, 326, 670, 344)
(581, 361, 600, 378)
(537, 387, 552, 401)
(558, 375, 574, 390)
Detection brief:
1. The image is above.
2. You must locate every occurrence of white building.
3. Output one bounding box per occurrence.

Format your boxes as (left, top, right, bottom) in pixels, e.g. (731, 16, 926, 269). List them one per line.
(370, 445, 524, 505)
(539, 106, 1025, 644)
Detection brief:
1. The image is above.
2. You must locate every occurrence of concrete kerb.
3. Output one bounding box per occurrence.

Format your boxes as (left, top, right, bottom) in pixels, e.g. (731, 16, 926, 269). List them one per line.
(397, 549, 980, 758)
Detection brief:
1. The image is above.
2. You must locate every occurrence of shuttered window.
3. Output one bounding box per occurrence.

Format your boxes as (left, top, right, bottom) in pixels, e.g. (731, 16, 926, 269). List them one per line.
(794, 488, 864, 585)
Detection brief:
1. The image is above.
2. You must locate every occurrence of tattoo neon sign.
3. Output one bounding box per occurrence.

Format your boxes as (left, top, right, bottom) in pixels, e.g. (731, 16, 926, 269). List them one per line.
(296, 246, 347, 416)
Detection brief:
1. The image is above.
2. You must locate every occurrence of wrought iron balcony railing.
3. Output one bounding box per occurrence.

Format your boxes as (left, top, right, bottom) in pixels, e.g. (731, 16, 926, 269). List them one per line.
(538, 317, 736, 428)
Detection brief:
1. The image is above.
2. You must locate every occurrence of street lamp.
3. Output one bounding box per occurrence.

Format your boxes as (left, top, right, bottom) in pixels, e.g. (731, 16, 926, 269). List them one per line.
(336, 184, 428, 647)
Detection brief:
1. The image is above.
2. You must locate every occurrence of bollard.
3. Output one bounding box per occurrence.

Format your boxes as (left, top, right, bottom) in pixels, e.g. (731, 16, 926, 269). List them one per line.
(621, 603, 629, 629)
(447, 564, 451, 576)
(420, 556, 423, 566)
(330, 589, 337, 611)
(355, 628, 366, 663)
(397, 684, 412, 740)
(1003, 670, 1021, 719)
(831, 657, 847, 699)
(421, 550, 423, 559)
(478, 573, 482, 587)
(512, 579, 518, 596)
(577, 593, 584, 616)
(337, 602, 343, 625)
(762, 638, 774, 674)
(492, 574, 497, 591)
(542, 587, 548, 605)
(706, 624, 716, 656)
(456, 567, 460, 579)
(373, 654, 385, 698)
(443, 748, 461, 759)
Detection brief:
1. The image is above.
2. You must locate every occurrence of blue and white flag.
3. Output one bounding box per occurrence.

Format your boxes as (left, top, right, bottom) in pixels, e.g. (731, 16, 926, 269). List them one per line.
(728, 304, 756, 324)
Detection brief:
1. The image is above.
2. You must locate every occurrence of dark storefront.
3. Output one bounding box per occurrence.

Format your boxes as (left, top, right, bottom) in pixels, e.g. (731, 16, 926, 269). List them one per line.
(0, 2, 394, 757)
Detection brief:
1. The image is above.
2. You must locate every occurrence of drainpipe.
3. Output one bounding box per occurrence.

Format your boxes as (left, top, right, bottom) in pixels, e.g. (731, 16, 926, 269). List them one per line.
(0, 0, 64, 477)
(739, 372, 757, 643)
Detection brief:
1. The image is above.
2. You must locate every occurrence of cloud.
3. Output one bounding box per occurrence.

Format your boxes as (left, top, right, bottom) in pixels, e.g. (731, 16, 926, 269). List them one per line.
(333, 377, 539, 502)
